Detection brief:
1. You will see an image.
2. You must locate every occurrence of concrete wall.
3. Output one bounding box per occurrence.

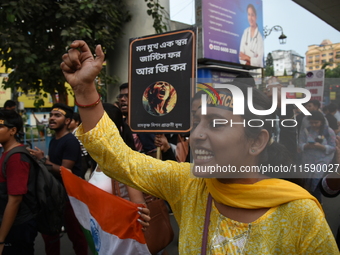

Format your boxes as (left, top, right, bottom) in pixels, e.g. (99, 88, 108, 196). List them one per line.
(106, 0, 170, 103)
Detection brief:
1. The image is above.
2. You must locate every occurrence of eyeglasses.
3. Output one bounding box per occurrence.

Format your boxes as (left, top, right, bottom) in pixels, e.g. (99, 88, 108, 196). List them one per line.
(116, 93, 128, 99)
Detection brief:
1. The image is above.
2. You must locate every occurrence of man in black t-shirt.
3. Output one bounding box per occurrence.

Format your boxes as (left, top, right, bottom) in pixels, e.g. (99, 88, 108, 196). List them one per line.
(28, 103, 87, 255)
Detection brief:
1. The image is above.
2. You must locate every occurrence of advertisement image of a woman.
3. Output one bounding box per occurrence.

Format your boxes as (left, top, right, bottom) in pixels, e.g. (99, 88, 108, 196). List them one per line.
(239, 4, 264, 67)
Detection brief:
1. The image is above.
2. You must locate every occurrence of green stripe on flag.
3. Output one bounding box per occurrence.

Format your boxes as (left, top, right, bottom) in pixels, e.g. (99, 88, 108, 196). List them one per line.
(81, 225, 98, 255)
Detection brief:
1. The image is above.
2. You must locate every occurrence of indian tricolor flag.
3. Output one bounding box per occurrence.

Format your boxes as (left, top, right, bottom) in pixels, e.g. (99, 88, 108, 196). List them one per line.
(61, 167, 151, 255)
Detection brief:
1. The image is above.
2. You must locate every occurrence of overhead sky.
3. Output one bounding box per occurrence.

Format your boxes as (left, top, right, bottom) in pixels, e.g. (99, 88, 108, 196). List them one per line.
(169, 0, 340, 57)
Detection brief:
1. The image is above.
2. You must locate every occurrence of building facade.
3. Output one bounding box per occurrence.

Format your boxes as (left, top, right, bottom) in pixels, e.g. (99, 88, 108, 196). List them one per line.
(271, 50, 305, 76)
(306, 39, 340, 71)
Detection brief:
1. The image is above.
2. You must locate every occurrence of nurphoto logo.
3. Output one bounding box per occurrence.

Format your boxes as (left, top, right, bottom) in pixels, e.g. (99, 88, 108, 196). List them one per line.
(199, 84, 311, 128)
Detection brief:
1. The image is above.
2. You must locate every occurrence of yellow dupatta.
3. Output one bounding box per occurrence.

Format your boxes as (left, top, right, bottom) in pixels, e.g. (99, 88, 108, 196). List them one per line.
(205, 178, 323, 212)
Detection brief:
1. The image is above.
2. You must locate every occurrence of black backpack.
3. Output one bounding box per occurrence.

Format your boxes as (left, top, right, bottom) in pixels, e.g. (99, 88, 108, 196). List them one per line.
(2, 146, 67, 235)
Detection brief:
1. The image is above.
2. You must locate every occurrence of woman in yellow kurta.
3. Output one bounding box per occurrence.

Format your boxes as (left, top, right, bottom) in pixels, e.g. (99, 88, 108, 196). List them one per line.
(60, 40, 339, 254)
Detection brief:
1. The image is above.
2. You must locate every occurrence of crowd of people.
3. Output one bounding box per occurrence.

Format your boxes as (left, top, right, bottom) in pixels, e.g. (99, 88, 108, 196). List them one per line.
(1, 39, 340, 254)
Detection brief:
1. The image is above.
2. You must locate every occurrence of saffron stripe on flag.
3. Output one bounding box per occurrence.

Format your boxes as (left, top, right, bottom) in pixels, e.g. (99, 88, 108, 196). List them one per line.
(61, 167, 151, 255)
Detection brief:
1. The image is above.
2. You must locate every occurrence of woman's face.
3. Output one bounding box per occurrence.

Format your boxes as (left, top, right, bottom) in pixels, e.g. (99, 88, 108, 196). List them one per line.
(309, 119, 322, 131)
(247, 7, 257, 28)
(190, 106, 252, 178)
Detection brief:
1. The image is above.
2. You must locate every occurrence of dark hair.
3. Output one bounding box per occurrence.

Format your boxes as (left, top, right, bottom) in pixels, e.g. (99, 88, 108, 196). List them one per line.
(103, 103, 135, 150)
(72, 112, 82, 124)
(51, 103, 73, 119)
(327, 103, 337, 113)
(308, 110, 325, 123)
(234, 73, 256, 88)
(0, 110, 23, 136)
(322, 105, 329, 114)
(4, 100, 16, 109)
(119, 83, 128, 91)
(247, 4, 257, 17)
(308, 110, 327, 138)
(307, 99, 321, 109)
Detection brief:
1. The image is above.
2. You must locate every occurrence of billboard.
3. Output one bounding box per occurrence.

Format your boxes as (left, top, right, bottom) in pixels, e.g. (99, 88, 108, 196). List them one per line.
(196, 0, 264, 68)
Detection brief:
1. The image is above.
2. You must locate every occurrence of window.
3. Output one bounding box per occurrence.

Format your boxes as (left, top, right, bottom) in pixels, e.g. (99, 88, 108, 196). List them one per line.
(329, 58, 334, 62)
(308, 56, 313, 59)
(329, 53, 334, 56)
(322, 54, 327, 57)
(316, 66, 320, 69)
(315, 55, 320, 58)
(322, 60, 326, 63)
(309, 67, 313, 70)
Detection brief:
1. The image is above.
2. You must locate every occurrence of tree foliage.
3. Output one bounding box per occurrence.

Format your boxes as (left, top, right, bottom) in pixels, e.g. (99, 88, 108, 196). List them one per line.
(0, 0, 131, 106)
(145, 0, 168, 34)
(323, 63, 340, 96)
(264, 53, 274, 76)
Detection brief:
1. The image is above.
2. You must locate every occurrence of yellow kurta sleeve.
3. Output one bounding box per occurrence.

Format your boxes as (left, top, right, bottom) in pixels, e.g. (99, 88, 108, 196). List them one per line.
(76, 112, 191, 206)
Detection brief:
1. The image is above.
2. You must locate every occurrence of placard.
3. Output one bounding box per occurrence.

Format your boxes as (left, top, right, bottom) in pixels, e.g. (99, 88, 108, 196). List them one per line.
(129, 28, 196, 132)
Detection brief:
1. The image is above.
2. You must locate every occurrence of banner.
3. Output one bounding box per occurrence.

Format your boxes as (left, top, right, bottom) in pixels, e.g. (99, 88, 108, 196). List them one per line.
(129, 28, 196, 132)
(305, 70, 325, 104)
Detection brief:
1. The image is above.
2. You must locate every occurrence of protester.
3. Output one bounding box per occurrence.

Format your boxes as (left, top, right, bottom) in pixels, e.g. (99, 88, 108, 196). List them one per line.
(3, 100, 16, 111)
(264, 81, 298, 162)
(299, 99, 328, 134)
(61, 40, 338, 254)
(0, 110, 38, 255)
(32, 112, 47, 137)
(298, 110, 336, 202)
(28, 103, 87, 255)
(325, 103, 340, 134)
(118, 83, 157, 157)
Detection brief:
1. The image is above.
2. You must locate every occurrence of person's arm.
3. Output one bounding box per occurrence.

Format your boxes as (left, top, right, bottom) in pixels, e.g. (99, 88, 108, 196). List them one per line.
(27, 146, 75, 176)
(60, 40, 105, 132)
(250, 33, 264, 67)
(298, 127, 308, 152)
(0, 195, 23, 249)
(126, 186, 146, 205)
(27, 146, 74, 175)
(239, 29, 247, 65)
(297, 200, 339, 253)
(110, 179, 150, 231)
(322, 136, 340, 191)
(322, 128, 336, 154)
(154, 134, 177, 161)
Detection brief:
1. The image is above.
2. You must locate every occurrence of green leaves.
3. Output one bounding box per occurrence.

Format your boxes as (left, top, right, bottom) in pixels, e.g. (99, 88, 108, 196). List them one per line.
(0, 0, 131, 106)
(144, 0, 168, 34)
